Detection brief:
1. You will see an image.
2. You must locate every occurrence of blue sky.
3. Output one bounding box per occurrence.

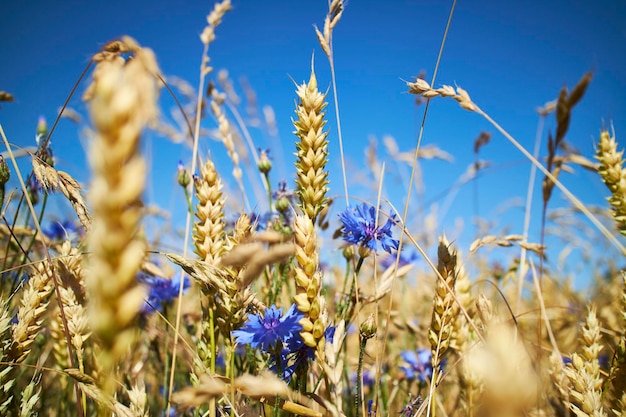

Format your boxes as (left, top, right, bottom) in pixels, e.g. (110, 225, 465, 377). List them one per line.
(2, 0, 626, 281)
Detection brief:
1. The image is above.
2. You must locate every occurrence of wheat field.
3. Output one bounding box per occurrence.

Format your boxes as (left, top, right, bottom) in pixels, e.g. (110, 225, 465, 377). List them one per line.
(0, 1, 624, 416)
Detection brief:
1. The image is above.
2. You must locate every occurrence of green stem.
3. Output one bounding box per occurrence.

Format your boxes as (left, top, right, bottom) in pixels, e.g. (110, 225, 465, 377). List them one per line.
(263, 172, 273, 211)
(184, 187, 193, 215)
(209, 303, 216, 417)
(342, 255, 365, 324)
(430, 367, 437, 417)
(17, 192, 47, 270)
(356, 336, 367, 416)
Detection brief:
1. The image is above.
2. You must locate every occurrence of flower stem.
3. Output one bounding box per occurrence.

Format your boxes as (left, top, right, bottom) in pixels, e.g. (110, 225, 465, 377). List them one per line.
(356, 336, 368, 416)
(263, 171, 273, 211)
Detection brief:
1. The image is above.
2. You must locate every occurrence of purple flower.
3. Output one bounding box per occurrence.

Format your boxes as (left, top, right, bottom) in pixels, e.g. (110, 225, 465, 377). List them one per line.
(380, 247, 419, 269)
(400, 348, 432, 382)
(43, 220, 81, 241)
(138, 272, 190, 314)
(27, 176, 42, 205)
(338, 203, 399, 254)
(233, 304, 304, 353)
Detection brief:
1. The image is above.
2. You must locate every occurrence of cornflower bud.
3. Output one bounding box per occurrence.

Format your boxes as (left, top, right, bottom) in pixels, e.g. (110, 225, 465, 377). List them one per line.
(257, 149, 272, 174)
(360, 314, 377, 340)
(177, 161, 191, 188)
(36, 116, 47, 143)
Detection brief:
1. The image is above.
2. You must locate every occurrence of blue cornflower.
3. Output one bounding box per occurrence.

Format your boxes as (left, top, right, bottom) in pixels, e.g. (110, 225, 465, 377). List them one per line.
(138, 272, 190, 314)
(380, 247, 419, 269)
(233, 304, 304, 353)
(27, 176, 42, 205)
(273, 324, 335, 382)
(399, 348, 433, 382)
(338, 203, 399, 254)
(43, 220, 81, 241)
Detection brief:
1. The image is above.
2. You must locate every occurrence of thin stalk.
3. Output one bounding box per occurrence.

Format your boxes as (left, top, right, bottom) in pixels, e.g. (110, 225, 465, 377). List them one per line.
(167, 37, 209, 413)
(377, 5, 457, 410)
(356, 336, 368, 416)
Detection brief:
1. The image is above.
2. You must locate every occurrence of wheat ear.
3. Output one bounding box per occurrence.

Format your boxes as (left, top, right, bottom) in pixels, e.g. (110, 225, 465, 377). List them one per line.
(193, 158, 226, 264)
(293, 64, 330, 224)
(191, 157, 226, 383)
(85, 36, 159, 391)
(564, 307, 606, 417)
(606, 271, 626, 416)
(429, 235, 459, 369)
(293, 214, 327, 353)
(9, 261, 54, 364)
(0, 293, 18, 413)
(596, 130, 626, 236)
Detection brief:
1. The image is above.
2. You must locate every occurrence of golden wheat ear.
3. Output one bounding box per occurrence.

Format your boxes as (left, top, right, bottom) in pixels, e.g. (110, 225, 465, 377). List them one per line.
(85, 36, 159, 395)
(293, 64, 330, 224)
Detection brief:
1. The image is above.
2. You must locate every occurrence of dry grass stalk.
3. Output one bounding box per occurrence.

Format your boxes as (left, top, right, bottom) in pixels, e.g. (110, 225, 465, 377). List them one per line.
(293, 214, 327, 352)
(406, 78, 477, 112)
(595, 130, 626, 236)
(85, 36, 159, 390)
(429, 235, 459, 368)
(193, 157, 226, 264)
(314, 0, 344, 58)
(200, 0, 232, 55)
(564, 307, 606, 417)
(210, 91, 243, 185)
(543, 72, 592, 204)
(293, 66, 330, 223)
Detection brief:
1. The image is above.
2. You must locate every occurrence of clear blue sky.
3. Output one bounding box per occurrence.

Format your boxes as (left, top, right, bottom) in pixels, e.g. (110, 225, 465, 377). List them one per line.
(2, 0, 625, 280)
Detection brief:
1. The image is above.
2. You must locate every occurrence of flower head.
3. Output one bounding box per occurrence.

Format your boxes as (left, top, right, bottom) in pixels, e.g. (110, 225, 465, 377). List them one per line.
(400, 348, 433, 382)
(380, 247, 419, 269)
(138, 272, 190, 314)
(177, 160, 191, 188)
(233, 304, 304, 353)
(43, 220, 82, 241)
(338, 203, 399, 254)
